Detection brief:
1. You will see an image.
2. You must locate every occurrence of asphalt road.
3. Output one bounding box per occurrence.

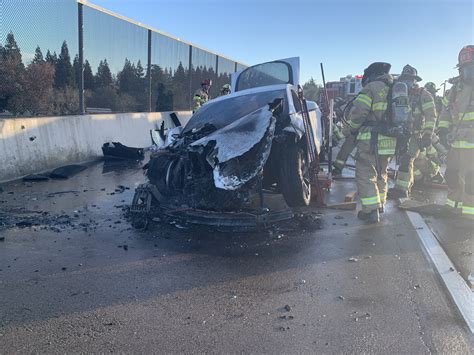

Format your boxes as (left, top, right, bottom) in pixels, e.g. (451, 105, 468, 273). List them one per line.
(0, 160, 472, 353)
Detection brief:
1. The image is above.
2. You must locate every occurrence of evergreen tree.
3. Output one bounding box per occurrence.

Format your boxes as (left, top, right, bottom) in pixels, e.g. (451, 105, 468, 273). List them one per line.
(134, 60, 147, 110)
(45, 50, 57, 65)
(136, 60, 144, 79)
(95, 59, 113, 88)
(32, 46, 44, 64)
(172, 62, 189, 110)
(302, 77, 321, 102)
(23, 62, 55, 114)
(54, 41, 75, 88)
(155, 83, 173, 111)
(4, 32, 22, 64)
(117, 58, 136, 94)
(0, 32, 26, 113)
(150, 64, 165, 110)
(192, 66, 202, 93)
(83, 60, 94, 90)
(73, 54, 81, 87)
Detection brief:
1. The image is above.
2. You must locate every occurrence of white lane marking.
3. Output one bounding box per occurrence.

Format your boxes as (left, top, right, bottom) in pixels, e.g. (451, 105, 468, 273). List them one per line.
(406, 211, 474, 333)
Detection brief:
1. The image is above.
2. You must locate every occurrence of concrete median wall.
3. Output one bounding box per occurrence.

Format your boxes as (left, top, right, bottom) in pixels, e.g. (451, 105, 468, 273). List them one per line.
(0, 111, 192, 182)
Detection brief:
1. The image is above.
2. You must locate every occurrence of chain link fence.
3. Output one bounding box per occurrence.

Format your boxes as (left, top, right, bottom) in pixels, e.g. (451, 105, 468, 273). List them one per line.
(0, 0, 245, 118)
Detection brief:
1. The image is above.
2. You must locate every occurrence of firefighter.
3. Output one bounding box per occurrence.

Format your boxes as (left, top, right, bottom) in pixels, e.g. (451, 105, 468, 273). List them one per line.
(333, 97, 357, 175)
(220, 83, 231, 96)
(344, 62, 394, 223)
(410, 81, 445, 185)
(193, 79, 212, 113)
(438, 45, 474, 219)
(333, 133, 357, 176)
(389, 65, 437, 198)
(412, 145, 444, 185)
(424, 82, 443, 114)
(333, 71, 377, 176)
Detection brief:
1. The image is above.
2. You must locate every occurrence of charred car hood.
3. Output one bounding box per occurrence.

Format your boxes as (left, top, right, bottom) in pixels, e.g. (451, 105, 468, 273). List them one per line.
(184, 88, 286, 133)
(190, 105, 276, 190)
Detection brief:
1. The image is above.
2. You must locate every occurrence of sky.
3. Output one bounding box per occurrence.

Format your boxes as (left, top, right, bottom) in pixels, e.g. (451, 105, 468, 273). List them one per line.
(89, 0, 473, 89)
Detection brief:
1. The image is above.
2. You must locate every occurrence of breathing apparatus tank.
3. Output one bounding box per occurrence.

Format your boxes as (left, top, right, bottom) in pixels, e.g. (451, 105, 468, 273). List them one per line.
(384, 81, 412, 137)
(430, 134, 449, 161)
(391, 82, 411, 126)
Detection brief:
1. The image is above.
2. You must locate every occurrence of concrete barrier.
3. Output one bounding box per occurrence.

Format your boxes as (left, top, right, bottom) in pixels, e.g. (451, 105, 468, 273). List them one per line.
(0, 111, 192, 182)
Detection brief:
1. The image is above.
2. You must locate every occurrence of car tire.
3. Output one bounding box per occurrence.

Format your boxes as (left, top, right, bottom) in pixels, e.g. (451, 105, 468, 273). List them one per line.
(279, 142, 312, 207)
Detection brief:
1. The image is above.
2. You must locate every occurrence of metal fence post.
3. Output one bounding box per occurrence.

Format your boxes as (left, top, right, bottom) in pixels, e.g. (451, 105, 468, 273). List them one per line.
(147, 30, 152, 112)
(78, 3, 85, 115)
(188, 45, 193, 110)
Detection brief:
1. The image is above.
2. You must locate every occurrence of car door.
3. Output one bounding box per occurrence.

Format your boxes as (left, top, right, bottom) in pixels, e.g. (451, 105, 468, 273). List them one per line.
(288, 88, 321, 155)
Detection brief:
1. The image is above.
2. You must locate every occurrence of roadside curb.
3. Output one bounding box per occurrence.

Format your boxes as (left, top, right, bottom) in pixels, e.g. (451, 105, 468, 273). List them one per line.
(406, 211, 474, 333)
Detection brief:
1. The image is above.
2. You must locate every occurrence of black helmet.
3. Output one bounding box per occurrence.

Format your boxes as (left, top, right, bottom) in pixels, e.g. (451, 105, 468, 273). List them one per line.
(400, 64, 422, 82)
(362, 62, 391, 86)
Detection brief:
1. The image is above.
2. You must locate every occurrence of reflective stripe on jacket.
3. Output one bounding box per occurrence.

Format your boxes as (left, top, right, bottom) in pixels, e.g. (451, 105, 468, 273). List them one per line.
(438, 81, 474, 149)
(411, 88, 437, 132)
(193, 89, 209, 111)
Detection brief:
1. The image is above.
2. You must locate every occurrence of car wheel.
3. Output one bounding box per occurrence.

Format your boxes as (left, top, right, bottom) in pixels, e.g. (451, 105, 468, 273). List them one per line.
(279, 142, 312, 207)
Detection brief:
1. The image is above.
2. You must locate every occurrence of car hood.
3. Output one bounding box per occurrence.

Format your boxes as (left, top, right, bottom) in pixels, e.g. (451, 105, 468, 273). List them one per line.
(188, 101, 281, 190)
(184, 87, 287, 133)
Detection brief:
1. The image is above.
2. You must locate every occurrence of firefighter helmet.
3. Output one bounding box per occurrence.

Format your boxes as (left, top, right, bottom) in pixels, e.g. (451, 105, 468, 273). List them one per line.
(362, 62, 391, 86)
(220, 83, 231, 94)
(457, 45, 474, 68)
(201, 79, 212, 86)
(400, 65, 422, 82)
(424, 82, 438, 94)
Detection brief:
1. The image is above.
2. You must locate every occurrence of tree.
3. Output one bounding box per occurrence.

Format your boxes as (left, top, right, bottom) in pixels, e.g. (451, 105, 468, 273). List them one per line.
(117, 93, 138, 112)
(83, 60, 94, 90)
(117, 58, 137, 94)
(134, 60, 146, 110)
(51, 85, 79, 115)
(4, 32, 22, 64)
(150, 64, 165, 111)
(302, 77, 321, 102)
(32, 46, 45, 64)
(73, 54, 81, 88)
(0, 32, 25, 114)
(95, 59, 113, 88)
(172, 62, 189, 110)
(45, 50, 57, 65)
(136, 60, 144, 80)
(191, 65, 202, 94)
(23, 62, 55, 114)
(54, 41, 75, 88)
(86, 86, 118, 111)
(117, 58, 148, 111)
(155, 83, 173, 111)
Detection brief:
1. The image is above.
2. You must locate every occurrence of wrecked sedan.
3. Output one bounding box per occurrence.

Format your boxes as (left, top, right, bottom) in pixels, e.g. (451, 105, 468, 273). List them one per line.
(136, 58, 322, 227)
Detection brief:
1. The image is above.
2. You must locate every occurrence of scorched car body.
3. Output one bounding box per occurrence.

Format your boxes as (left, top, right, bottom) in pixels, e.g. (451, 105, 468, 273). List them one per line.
(133, 58, 322, 228)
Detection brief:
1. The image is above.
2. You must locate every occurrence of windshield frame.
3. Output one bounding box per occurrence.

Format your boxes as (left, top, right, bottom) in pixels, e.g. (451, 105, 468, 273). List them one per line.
(235, 61, 293, 92)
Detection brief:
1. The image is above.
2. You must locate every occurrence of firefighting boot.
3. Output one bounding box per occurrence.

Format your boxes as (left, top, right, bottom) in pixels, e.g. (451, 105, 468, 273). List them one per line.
(387, 187, 409, 200)
(357, 209, 380, 224)
(430, 172, 445, 184)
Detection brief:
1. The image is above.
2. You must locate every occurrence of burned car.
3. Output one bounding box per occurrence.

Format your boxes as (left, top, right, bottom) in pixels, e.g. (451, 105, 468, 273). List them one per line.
(132, 58, 322, 228)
